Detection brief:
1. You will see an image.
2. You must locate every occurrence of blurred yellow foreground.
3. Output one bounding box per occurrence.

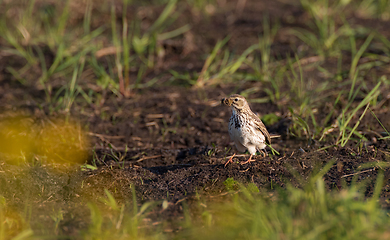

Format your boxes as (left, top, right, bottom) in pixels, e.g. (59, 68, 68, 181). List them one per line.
(0, 114, 89, 165)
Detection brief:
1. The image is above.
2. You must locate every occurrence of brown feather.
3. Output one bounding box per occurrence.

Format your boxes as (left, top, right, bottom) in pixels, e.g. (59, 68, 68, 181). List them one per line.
(248, 111, 271, 145)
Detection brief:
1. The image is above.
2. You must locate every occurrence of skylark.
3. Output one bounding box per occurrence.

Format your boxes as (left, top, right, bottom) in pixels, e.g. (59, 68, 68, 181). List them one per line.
(221, 94, 271, 166)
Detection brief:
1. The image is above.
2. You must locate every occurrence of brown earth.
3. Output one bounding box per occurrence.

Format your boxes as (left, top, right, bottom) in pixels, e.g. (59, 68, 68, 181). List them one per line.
(81, 86, 390, 214)
(1, 0, 390, 236)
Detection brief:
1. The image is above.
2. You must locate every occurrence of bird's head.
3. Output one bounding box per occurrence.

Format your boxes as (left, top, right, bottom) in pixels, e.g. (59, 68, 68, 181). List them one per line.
(221, 94, 249, 111)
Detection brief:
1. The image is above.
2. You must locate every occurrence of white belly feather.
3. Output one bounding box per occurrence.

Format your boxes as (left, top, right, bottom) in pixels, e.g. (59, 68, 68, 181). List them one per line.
(228, 113, 266, 155)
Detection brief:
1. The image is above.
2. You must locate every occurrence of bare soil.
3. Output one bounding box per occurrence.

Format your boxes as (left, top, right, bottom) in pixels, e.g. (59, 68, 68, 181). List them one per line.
(1, 0, 390, 236)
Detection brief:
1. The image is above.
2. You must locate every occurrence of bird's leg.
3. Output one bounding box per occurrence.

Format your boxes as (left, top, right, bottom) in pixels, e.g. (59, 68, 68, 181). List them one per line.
(224, 153, 236, 167)
(261, 149, 268, 157)
(240, 154, 255, 165)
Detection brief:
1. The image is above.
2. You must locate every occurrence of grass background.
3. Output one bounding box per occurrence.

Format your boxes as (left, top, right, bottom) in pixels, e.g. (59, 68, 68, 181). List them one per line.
(1, 0, 390, 239)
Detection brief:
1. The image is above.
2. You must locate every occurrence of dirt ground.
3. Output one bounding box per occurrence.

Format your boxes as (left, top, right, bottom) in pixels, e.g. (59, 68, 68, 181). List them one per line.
(1, 0, 390, 236)
(80, 86, 390, 222)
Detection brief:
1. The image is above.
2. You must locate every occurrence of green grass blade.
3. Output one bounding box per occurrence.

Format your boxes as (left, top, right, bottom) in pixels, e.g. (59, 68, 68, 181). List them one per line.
(349, 32, 374, 80)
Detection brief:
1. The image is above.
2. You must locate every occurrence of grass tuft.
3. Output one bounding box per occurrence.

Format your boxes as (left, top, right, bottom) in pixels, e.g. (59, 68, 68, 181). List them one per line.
(185, 164, 389, 240)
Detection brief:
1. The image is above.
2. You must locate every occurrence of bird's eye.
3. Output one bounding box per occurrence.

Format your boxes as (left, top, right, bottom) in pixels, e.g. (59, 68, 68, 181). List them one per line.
(234, 98, 238, 102)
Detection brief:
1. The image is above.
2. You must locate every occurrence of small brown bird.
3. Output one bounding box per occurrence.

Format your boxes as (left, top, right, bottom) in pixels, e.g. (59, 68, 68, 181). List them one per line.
(221, 94, 271, 166)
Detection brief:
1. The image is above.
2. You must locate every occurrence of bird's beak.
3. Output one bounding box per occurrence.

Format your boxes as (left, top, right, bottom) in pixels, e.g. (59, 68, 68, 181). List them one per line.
(221, 98, 232, 106)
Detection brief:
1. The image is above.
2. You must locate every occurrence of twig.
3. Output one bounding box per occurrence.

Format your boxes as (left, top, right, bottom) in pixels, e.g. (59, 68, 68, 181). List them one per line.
(341, 168, 375, 178)
(87, 132, 125, 139)
(136, 155, 162, 162)
(225, 154, 247, 159)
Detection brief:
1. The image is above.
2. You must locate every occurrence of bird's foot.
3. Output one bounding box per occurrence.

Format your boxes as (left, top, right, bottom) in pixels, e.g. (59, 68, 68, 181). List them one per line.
(240, 154, 255, 165)
(224, 153, 236, 167)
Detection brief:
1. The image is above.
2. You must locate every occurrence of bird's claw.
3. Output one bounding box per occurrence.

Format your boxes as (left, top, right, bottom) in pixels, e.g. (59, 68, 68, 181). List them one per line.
(224, 153, 236, 167)
(240, 159, 256, 165)
(240, 154, 255, 165)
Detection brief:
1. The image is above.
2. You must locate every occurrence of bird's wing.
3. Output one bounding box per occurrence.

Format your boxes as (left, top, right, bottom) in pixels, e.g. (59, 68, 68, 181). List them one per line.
(249, 112, 271, 145)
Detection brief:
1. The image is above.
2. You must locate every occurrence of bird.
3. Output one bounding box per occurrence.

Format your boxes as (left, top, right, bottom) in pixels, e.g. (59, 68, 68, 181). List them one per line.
(221, 94, 271, 166)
